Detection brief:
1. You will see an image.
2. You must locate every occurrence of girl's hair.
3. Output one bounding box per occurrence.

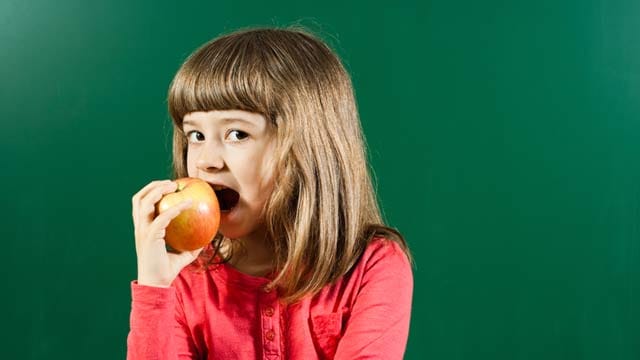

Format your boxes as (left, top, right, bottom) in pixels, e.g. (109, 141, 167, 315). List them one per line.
(167, 25, 413, 303)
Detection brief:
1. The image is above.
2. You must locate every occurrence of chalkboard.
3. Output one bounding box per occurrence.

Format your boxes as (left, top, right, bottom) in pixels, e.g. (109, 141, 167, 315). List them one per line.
(1, 0, 638, 359)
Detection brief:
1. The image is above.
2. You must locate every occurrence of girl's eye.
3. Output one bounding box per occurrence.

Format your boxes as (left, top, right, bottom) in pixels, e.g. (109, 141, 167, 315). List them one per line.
(186, 131, 204, 143)
(227, 130, 249, 142)
(185, 130, 249, 143)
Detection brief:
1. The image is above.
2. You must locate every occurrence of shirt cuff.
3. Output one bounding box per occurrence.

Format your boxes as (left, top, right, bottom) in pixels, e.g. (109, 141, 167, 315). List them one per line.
(131, 280, 176, 308)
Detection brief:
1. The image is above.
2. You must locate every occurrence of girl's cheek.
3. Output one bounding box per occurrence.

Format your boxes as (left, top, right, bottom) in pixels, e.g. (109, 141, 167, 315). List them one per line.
(186, 150, 196, 174)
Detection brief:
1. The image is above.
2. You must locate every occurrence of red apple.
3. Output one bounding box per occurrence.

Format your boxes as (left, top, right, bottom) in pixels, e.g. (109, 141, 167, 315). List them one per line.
(154, 177, 220, 252)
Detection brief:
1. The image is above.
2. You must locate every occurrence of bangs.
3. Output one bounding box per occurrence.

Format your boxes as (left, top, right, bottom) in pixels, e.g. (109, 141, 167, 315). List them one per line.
(167, 33, 278, 126)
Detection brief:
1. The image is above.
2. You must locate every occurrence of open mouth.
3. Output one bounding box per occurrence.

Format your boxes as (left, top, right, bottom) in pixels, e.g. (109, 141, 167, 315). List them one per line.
(211, 186, 240, 212)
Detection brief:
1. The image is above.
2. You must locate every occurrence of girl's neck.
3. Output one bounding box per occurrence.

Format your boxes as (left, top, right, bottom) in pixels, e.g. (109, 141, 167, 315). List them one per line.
(222, 229, 275, 277)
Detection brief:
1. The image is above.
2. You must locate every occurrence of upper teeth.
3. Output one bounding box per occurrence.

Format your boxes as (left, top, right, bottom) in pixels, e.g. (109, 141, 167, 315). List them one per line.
(212, 184, 227, 191)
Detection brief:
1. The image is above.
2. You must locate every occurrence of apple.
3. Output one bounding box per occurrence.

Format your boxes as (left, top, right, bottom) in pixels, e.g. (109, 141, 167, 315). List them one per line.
(154, 177, 220, 252)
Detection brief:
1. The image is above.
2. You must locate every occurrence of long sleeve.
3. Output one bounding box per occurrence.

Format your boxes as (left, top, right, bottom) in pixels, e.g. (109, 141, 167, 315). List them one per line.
(334, 241, 414, 359)
(125, 239, 412, 359)
(126, 281, 199, 360)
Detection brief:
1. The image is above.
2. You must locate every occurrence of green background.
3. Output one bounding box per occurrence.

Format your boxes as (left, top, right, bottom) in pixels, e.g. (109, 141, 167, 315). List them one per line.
(2, 0, 638, 359)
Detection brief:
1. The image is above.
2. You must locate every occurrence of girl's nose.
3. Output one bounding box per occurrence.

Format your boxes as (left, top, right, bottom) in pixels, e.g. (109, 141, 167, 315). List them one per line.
(196, 146, 225, 171)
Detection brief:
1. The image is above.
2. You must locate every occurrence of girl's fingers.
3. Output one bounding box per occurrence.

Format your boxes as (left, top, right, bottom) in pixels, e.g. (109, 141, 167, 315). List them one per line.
(133, 179, 173, 200)
(132, 180, 172, 218)
(136, 200, 191, 252)
(147, 200, 193, 240)
(132, 180, 176, 226)
(140, 182, 179, 223)
(171, 247, 205, 270)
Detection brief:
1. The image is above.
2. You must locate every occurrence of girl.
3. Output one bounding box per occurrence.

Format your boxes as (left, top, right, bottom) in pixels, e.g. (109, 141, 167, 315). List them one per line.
(127, 26, 414, 360)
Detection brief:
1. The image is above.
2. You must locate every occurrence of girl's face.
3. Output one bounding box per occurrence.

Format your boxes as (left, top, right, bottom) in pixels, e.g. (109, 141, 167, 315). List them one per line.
(183, 109, 276, 242)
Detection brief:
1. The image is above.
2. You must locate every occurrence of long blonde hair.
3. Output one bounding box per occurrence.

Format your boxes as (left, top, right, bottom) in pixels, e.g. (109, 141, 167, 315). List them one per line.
(167, 26, 412, 303)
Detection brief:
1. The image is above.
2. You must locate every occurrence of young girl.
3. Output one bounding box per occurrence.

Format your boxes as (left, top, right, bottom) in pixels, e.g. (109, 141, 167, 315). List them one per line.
(127, 26, 413, 360)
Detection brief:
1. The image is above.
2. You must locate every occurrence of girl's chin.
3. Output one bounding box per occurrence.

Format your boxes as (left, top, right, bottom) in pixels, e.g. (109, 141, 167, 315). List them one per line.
(217, 226, 241, 240)
(219, 200, 240, 222)
(218, 205, 245, 239)
(219, 210, 234, 230)
(217, 209, 267, 241)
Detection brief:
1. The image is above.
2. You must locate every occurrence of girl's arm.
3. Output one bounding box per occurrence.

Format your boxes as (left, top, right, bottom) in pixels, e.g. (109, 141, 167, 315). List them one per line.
(126, 281, 199, 360)
(334, 241, 414, 359)
(128, 180, 205, 359)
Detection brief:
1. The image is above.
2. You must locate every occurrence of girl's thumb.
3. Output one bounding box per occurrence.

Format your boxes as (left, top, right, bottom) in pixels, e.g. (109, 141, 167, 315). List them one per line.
(174, 248, 203, 269)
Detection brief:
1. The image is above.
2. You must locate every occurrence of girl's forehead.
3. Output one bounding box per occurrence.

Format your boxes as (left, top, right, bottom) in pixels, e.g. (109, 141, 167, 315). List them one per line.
(183, 110, 266, 128)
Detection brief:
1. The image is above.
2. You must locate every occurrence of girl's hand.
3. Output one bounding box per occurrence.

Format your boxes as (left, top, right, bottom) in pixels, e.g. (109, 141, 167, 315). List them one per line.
(131, 180, 203, 287)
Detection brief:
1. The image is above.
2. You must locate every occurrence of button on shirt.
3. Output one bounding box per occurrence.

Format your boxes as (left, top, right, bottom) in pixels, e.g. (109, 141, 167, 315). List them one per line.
(127, 237, 413, 359)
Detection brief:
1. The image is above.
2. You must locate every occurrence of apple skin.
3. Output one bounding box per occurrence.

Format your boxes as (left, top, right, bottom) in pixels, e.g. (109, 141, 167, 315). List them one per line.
(155, 177, 220, 252)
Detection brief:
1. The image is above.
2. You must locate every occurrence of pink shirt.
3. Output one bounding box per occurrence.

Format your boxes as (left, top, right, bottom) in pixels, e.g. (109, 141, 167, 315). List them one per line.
(126, 237, 413, 359)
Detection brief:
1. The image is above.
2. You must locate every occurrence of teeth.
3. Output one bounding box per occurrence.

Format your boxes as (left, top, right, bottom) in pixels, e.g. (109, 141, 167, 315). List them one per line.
(212, 184, 227, 191)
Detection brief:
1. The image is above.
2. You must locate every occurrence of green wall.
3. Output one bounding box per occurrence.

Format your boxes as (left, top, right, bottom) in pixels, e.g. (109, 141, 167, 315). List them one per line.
(2, 0, 638, 359)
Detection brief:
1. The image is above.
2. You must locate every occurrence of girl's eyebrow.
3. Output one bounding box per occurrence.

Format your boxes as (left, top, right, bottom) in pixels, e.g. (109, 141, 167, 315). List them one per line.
(183, 118, 256, 127)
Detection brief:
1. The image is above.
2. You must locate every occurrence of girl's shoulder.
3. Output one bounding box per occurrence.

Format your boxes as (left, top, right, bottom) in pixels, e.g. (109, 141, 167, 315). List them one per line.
(367, 235, 410, 258)
(354, 236, 413, 276)
(317, 236, 412, 313)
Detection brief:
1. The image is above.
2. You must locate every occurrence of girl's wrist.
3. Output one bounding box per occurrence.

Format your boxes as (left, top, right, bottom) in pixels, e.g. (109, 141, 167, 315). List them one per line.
(137, 275, 172, 288)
